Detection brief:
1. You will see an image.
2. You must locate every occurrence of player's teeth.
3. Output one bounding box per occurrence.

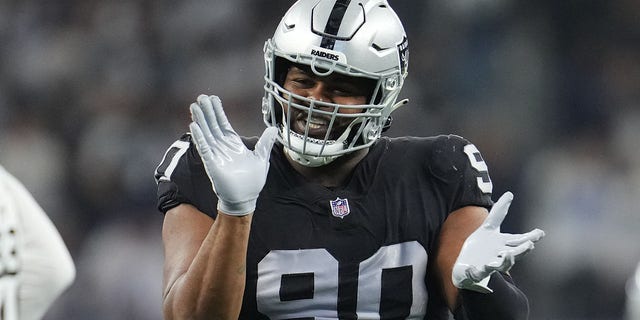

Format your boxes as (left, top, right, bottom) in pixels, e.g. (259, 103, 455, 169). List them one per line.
(306, 117, 327, 129)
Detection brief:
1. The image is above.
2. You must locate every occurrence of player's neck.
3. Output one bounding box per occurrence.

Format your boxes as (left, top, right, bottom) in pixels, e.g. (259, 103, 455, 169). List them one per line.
(286, 148, 369, 188)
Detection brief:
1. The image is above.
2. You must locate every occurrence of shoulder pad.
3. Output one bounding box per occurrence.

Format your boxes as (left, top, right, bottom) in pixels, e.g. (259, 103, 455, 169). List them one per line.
(428, 135, 472, 183)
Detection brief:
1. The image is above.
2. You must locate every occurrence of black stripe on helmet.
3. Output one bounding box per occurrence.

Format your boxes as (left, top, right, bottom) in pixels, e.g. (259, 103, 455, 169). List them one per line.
(320, 0, 351, 50)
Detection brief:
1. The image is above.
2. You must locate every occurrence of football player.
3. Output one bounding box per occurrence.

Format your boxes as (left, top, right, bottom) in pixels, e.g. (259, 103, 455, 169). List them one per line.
(155, 0, 545, 319)
(0, 165, 75, 320)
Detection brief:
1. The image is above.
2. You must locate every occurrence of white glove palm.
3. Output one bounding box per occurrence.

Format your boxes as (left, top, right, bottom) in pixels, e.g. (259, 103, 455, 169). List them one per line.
(189, 95, 278, 216)
(452, 192, 545, 293)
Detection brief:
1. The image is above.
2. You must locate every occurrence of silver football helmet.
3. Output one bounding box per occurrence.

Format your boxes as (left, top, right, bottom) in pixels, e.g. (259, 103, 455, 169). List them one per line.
(262, 0, 409, 167)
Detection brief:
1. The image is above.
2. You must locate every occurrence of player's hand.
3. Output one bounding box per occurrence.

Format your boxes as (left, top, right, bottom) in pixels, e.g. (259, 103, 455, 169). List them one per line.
(452, 192, 545, 293)
(189, 94, 278, 216)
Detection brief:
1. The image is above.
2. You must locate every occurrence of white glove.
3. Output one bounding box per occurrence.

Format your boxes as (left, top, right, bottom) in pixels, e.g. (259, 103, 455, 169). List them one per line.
(189, 94, 278, 216)
(452, 192, 545, 293)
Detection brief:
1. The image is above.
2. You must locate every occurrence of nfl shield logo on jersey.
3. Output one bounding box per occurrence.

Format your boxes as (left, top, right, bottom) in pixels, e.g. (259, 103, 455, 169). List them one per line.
(329, 197, 350, 218)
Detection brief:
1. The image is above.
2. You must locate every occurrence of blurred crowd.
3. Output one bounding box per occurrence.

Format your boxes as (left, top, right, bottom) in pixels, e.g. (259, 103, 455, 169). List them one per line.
(0, 0, 638, 319)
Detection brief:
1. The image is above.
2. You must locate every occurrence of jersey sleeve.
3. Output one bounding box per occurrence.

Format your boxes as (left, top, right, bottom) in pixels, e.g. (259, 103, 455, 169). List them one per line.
(427, 134, 494, 212)
(154, 134, 261, 218)
(154, 133, 218, 217)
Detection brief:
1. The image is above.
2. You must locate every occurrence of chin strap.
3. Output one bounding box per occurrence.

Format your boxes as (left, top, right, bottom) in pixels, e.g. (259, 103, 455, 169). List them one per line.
(283, 146, 342, 167)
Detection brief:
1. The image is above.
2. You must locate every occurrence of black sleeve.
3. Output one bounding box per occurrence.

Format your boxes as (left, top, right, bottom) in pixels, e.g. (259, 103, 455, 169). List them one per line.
(427, 135, 494, 212)
(153, 134, 261, 218)
(453, 272, 529, 320)
(154, 133, 218, 217)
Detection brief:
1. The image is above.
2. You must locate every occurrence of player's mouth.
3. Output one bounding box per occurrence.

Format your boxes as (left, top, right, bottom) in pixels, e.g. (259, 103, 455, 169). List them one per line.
(294, 113, 335, 139)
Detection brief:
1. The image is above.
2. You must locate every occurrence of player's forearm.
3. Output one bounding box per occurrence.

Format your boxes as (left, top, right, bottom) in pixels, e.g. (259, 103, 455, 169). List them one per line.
(163, 213, 253, 320)
(453, 272, 529, 320)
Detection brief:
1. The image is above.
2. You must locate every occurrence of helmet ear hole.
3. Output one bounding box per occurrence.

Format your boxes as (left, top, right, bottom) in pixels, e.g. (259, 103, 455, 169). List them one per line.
(382, 116, 393, 132)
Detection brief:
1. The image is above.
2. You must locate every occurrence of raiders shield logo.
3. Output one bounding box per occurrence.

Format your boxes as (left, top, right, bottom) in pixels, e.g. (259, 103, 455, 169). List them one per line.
(329, 197, 350, 219)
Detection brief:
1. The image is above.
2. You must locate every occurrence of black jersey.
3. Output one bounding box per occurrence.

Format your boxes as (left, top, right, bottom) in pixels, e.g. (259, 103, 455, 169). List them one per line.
(155, 134, 494, 319)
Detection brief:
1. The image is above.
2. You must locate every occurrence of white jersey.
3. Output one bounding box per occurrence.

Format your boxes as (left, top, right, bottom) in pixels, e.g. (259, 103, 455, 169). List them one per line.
(628, 262, 640, 320)
(0, 165, 75, 320)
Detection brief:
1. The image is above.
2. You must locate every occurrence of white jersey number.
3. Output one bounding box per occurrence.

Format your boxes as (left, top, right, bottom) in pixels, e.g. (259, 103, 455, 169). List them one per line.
(257, 241, 428, 319)
(463, 144, 493, 194)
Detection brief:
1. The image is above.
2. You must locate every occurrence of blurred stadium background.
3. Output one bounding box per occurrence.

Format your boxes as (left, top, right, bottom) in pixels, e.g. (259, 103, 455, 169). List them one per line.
(0, 1, 639, 319)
